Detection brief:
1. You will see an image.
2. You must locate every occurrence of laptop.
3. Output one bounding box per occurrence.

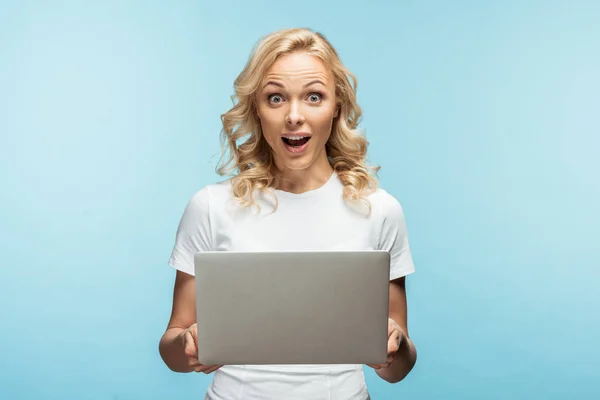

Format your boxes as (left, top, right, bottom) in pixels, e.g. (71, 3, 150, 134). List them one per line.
(194, 250, 390, 365)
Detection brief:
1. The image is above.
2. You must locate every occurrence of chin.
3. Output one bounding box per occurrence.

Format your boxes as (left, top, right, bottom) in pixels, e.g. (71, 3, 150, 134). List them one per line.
(282, 161, 312, 171)
(279, 155, 315, 171)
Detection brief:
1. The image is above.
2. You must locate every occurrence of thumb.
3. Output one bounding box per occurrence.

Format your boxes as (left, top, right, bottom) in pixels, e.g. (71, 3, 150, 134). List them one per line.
(388, 329, 401, 354)
(188, 323, 198, 343)
(183, 324, 199, 359)
(388, 318, 403, 337)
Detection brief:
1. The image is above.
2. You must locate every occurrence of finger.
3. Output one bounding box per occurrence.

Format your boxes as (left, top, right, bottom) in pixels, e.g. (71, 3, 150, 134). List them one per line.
(202, 365, 221, 374)
(387, 330, 401, 354)
(189, 323, 199, 343)
(193, 364, 204, 373)
(389, 319, 404, 347)
(195, 364, 220, 374)
(385, 351, 396, 365)
(183, 331, 198, 358)
(388, 318, 402, 332)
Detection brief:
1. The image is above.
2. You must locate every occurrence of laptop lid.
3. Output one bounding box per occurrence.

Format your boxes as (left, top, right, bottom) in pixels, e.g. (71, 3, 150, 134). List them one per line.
(194, 250, 390, 365)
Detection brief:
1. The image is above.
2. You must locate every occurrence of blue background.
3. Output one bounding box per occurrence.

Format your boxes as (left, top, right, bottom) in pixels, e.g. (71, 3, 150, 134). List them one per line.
(1, 0, 599, 399)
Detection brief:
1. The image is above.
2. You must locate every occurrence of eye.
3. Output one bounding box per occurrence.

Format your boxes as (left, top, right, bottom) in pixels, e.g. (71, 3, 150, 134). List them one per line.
(268, 94, 284, 104)
(307, 92, 323, 103)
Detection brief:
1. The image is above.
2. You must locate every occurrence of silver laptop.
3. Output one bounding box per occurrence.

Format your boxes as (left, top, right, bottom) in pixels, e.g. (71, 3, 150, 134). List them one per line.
(194, 250, 390, 365)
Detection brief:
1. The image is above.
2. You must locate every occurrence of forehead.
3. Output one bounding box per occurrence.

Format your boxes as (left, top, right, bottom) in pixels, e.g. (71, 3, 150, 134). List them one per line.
(262, 52, 333, 84)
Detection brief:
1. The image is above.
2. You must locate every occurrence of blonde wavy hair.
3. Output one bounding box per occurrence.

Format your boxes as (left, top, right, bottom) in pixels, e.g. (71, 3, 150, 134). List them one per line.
(216, 27, 380, 212)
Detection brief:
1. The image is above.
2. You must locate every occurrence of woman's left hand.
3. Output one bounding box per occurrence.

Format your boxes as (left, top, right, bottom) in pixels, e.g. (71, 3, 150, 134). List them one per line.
(367, 318, 404, 370)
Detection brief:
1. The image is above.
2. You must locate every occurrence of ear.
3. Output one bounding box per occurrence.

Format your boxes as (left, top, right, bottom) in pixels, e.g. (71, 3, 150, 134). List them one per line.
(333, 105, 339, 118)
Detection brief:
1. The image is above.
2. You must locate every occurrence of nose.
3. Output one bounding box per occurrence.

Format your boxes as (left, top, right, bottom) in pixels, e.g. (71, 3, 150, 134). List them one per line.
(285, 101, 305, 126)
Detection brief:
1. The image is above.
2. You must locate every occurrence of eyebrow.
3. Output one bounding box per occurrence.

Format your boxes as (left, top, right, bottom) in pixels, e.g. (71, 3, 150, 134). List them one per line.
(262, 79, 326, 89)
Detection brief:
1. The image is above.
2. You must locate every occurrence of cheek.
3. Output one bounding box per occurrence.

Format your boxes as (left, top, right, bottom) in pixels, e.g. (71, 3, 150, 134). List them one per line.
(259, 117, 281, 149)
(263, 134, 280, 151)
(312, 111, 336, 137)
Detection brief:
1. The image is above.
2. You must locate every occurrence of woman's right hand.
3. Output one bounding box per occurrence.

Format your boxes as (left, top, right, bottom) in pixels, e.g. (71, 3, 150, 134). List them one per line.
(180, 323, 223, 374)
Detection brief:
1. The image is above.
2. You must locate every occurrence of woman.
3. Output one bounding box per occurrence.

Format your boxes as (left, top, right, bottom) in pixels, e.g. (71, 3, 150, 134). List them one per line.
(159, 27, 417, 399)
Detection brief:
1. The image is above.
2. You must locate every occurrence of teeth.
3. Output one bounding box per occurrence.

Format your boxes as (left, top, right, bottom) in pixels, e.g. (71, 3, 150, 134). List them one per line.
(285, 136, 306, 140)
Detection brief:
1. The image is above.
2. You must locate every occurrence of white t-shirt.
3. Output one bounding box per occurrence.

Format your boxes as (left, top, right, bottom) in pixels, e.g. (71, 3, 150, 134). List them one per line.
(168, 172, 415, 400)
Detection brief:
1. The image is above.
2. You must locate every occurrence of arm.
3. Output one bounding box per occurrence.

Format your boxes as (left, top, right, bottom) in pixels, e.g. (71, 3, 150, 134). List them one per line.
(158, 270, 197, 373)
(376, 277, 417, 383)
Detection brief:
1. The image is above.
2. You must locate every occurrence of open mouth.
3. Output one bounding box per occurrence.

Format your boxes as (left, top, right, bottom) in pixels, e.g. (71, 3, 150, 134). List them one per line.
(281, 136, 311, 148)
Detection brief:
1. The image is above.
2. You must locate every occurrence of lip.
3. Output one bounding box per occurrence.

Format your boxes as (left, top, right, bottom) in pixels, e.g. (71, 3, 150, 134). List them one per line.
(281, 132, 311, 138)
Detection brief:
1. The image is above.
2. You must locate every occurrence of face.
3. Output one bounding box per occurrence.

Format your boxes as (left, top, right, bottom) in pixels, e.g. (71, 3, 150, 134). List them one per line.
(255, 52, 339, 173)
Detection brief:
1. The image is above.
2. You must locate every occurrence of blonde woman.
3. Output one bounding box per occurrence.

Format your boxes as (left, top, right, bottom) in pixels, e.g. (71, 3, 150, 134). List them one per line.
(159, 28, 417, 399)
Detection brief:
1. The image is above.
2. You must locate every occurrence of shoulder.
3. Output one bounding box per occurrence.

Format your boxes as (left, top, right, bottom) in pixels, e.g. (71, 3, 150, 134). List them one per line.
(186, 178, 233, 207)
(367, 187, 407, 221)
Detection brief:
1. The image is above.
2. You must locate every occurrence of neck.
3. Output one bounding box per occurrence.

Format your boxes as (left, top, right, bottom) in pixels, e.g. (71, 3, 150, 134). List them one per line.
(275, 157, 334, 194)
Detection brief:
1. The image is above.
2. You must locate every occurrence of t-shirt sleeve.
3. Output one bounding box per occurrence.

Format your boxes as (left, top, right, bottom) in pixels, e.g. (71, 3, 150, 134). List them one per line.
(378, 194, 416, 280)
(168, 187, 213, 276)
